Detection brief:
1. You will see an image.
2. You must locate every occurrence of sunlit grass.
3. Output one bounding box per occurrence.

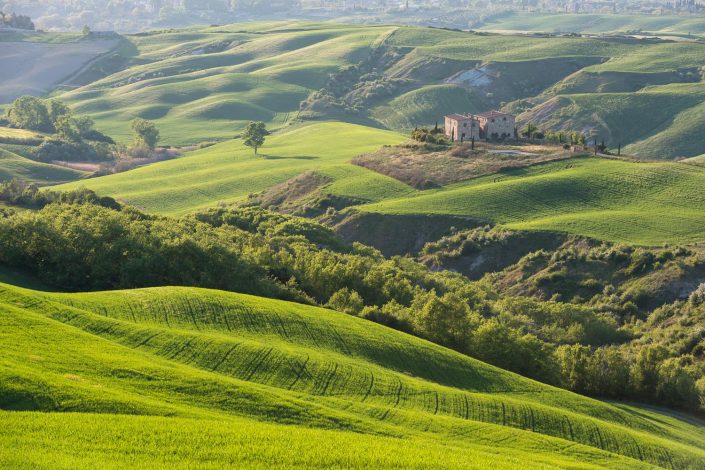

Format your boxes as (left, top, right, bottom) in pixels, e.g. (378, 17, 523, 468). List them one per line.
(1, 282, 705, 468)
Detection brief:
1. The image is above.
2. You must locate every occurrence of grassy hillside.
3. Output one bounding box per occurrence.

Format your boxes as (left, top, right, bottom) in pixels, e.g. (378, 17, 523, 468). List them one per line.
(478, 12, 705, 37)
(361, 157, 705, 245)
(2, 281, 705, 468)
(55, 130, 705, 246)
(0, 147, 86, 185)
(0, 33, 121, 103)
(56, 122, 410, 214)
(41, 21, 705, 158)
(58, 23, 392, 145)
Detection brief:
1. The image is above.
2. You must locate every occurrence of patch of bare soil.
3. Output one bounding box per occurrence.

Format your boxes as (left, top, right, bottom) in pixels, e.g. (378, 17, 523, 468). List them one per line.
(253, 171, 332, 211)
(352, 142, 573, 189)
(52, 161, 100, 172)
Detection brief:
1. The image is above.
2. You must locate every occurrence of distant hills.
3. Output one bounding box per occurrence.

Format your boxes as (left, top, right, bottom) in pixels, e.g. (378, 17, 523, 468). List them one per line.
(31, 21, 705, 159)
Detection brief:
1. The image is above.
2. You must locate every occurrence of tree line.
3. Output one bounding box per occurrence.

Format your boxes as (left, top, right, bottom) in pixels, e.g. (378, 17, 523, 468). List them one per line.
(0, 11, 34, 30)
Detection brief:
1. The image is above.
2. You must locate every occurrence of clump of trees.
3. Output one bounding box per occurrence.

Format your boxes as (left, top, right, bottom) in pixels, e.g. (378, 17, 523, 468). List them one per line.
(6, 96, 58, 133)
(0, 179, 120, 210)
(521, 123, 588, 146)
(130, 118, 160, 156)
(411, 126, 450, 146)
(5, 96, 114, 162)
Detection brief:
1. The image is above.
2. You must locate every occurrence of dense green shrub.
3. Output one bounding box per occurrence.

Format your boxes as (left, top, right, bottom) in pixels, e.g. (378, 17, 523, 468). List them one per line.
(35, 139, 114, 162)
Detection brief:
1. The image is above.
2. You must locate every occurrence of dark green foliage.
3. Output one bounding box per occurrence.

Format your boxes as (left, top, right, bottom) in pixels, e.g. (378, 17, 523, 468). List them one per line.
(555, 342, 703, 412)
(0, 204, 285, 298)
(473, 320, 560, 384)
(130, 118, 160, 150)
(411, 127, 451, 145)
(35, 138, 114, 163)
(46, 100, 71, 127)
(6, 96, 53, 132)
(242, 121, 268, 154)
(0, 179, 120, 210)
(55, 115, 81, 142)
(327, 288, 365, 315)
(5, 96, 115, 162)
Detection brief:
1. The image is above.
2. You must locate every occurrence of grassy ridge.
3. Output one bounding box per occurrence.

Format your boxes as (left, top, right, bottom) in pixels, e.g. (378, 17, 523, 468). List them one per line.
(49, 21, 705, 157)
(59, 24, 393, 145)
(0, 148, 86, 185)
(2, 281, 705, 468)
(478, 12, 705, 37)
(55, 127, 705, 245)
(361, 157, 705, 245)
(56, 122, 409, 214)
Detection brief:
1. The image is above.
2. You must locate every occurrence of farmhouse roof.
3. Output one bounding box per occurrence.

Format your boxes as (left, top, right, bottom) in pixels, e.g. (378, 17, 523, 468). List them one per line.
(477, 110, 512, 119)
(445, 113, 475, 120)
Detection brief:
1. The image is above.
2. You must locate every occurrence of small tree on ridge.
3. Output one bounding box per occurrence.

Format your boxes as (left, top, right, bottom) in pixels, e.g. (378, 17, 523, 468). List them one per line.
(242, 121, 268, 155)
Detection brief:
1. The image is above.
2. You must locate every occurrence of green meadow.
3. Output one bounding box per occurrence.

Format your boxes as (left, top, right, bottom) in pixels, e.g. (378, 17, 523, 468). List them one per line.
(0, 147, 85, 185)
(57, 122, 410, 214)
(6, 19, 705, 469)
(361, 157, 705, 245)
(478, 12, 705, 37)
(2, 281, 705, 468)
(58, 123, 705, 245)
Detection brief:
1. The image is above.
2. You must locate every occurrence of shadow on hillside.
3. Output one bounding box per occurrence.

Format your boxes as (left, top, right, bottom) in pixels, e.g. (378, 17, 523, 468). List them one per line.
(260, 154, 319, 160)
(0, 266, 60, 292)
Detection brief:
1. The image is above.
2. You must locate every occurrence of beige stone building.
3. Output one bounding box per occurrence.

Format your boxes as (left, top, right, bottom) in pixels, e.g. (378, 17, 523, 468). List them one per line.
(477, 111, 516, 140)
(444, 114, 480, 142)
(445, 111, 516, 141)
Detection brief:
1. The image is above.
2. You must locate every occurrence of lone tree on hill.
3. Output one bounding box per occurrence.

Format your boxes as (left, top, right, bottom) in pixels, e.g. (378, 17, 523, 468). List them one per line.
(131, 118, 160, 150)
(242, 121, 268, 155)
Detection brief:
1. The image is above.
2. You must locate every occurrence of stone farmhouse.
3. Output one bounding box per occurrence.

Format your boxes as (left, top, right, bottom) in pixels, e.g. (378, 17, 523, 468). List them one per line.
(444, 111, 516, 142)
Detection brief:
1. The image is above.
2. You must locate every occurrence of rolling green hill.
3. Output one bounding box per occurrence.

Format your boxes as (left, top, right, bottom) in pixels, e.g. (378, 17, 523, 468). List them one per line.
(44, 21, 705, 158)
(361, 157, 705, 246)
(58, 23, 392, 145)
(478, 12, 705, 37)
(0, 147, 86, 185)
(56, 122, 410, 215)
(0, 32, 122, 103)
(61, 126, 705, 246)
(56, 127, 705, 245)
(2, 281, 705, 468)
